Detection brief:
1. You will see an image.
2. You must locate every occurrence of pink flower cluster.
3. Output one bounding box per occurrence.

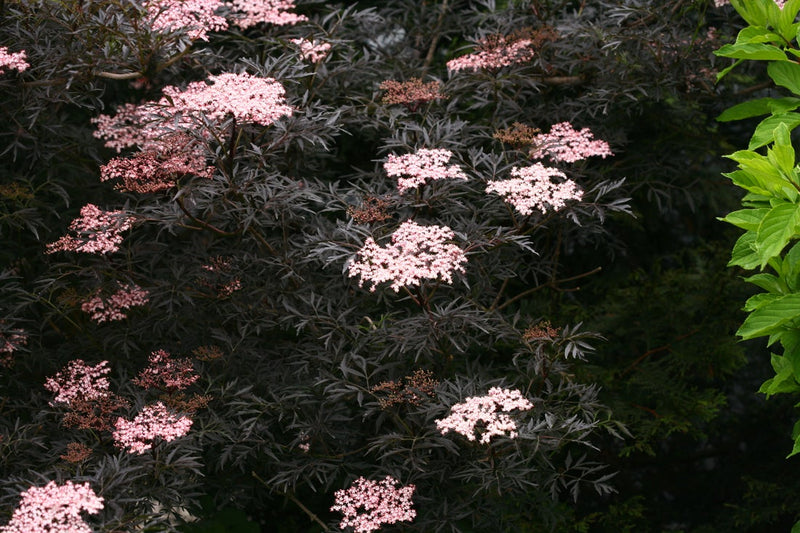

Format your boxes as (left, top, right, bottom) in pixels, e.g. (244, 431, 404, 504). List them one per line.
(113, 401, 193, 454)
(0, 480, 103, 533)
(93, 73, 292, 151)
(228, 0, 308, 29)
(80, 283, 150, 323)
(45, 204, 133, 255)
(0, 47, 29, 74)
(331, 476, 416, 533)
(435, 387, 533, 444)
(100, 134, 213, 193)
(530, 122, 613, 163)
(486, 164, 582, 216)
(44, 359, 111, 406)
(0, 326, 27, 367)
(447, 35, 536, 72)
(133, 350, 199, 391)
(291, 38, 331, 63)
(383, 148, 467, 193)
(348, 220, 467, 292)
(144, 0, 228, 41)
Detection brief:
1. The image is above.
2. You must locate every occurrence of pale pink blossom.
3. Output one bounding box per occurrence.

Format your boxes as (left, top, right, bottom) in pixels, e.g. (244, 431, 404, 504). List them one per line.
(0, 47, 29, 74)
(145, 0, 228, 41)
(436, 387, 533, 444)
(133, 349, 199, 391)
(530, 122, 613, 163)
(383, 148, 467, 193)
(486, 164, 583, 215)
(113, 401, 193, 454)
(44, 359, 111, 406)
(0, 326, 27, 367)
(348, 220, 467, 292)
(46, 204, 133, 255)
(0, 480, 103, 533)
(80, 283, 150, 323)
(447, 35, 536, 72)
(228, 0, 307, 29)
(331, 476, 416, 533)
(291, 38, 331, 63)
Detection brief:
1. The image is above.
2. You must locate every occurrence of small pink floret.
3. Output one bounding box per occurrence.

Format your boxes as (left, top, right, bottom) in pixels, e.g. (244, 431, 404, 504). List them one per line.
(383, 148, 467, 193)
(80, 283, 150, 323)
(331, 476, 416, 533)
(530, 122, 613, 163)
(113, 401, 193, 454)
(447, 36, 535, 72)
(46, 204, 133, 255)
(486, 163, 582, 216)
(291, 38, 331, 63)
(44, 359, 111, 406)
(145, 0, 228, 40)
(0, 47, 29, 74)
(228, 0, 308, 29)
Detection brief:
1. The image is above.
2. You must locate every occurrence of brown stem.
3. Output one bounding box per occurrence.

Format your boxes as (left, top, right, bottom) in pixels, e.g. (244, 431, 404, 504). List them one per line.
(620, 329, 699, 378)
(422, 0, 450, 73)
(175, 197, 238, 236)
(494, 267, 601, 312)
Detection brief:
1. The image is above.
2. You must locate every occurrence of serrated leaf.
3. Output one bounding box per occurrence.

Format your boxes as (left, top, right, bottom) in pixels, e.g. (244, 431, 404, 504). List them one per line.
(719, 208, 769, 231)
(744, 272, 785, 293)
(755, 202, 800, 266)
(729, 231, 761, 269)
(750, 112, 800, 149)
(738, 293, 800, 340)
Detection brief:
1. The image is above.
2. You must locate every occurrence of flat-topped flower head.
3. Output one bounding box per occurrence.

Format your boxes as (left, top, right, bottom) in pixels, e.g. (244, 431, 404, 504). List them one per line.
(486, 164, 582, 216)
(0, 480, 103, 533)
(331, 476, 416, 533)
(436, 387, 533, 444)
(380, 78, 445, 110)
(383, 148, 467, 193)
(133, 349, 199, 391)
(44, 359, 111, 406)
(228, 0, 308, 29)
(113, 401, 193, 454)
(291, 38, 331, 63)
(530, 122, 613, 163)
(46, 204, 133, 255)
(447, 34, 536, 72)
(145, 0, 228, 41)
(348, 220, 467, 292)
(81, 283, 150, 323)
(0, 47, 29, 74)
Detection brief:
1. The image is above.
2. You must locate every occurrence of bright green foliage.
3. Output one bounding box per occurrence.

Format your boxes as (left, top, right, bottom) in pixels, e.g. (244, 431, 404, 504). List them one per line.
(717, 0, 800, 464)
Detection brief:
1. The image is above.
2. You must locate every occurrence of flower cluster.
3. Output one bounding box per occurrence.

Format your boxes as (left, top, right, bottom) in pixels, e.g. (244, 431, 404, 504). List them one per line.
(113, 402, 193, 454)
(371, 369, 439, 409)
(383, 148, 467, 193)
(291, 38, 331, 62)
(60, 442, 93, 463)
(80, 283, 150, 323)
(486, 164, 582, 216)
(348, 220, 467, 292)
(331, 476, 416, 533)
(0, 480, 103, 533)
(144, 0, 228, 41)
(494, 122, 541, 149)
(380, 78, 444, 110)
(100, 134, 213, 193)
(0, 47, 29, 74)
(435, 387, 534, 443)
(228, 0, 307, 29)
(44, 359, 112, 406)
(447, 34, 536, 72)
(133, 350, 200, 391)
(197, 256, 242, 298)
(347, 195, 393, 224)
(530, 122, 613, 163)
(45, 204, 133, 255)
(0, 326, 27, 367)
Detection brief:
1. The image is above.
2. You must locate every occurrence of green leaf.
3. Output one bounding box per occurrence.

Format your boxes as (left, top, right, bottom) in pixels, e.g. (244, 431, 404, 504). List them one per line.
(744, 272, 785, 293)
(730, 0, 769, 27)
(716, 59, 744, 81)
(735, 26, 784, 45)
(744, 292, 780, 312)
(726, 150, 797, 199)
(749, 112, 800, 149)
(715, 43, 788, 61)
(717, 97, 800, 122)
(755, 202, 800, 265)
(729, 231, 761, 269)
(785, 241, 800, 291)
(738, 293, 800, 340)
(769, 61, 800, 95)
(719, 208, 769, 231)
(788, 431, 800, 459)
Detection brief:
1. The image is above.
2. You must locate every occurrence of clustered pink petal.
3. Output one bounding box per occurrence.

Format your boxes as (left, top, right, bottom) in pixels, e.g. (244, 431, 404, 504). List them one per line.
(530, 122, 613, 163)
(291, 38, 331, 63)
(0, 47, 29, 74)
(435, 387, 533, 444)
(228, 0, 308, 28)
(383, 148, 467, 193)
(447, 35, 536, 72)
(113, 401, 193, 454)
(145, 0, 228, 40)
(348, 220, 467, 292)
(0, 326, 27, 366)
(44, 359, 111, 406)
(100, 134, 213, 193)
(133, 349, 200, 391)
(46, 204, 133, 255)
(91, 103, 170, 152)
(80, 283, 150, 323)
(330, 476, 416, 533)
(486, 164, 582, 216)
(0, 480, 103, 533)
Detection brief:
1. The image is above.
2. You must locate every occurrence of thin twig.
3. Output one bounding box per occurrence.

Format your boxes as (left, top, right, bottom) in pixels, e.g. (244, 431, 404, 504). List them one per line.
(495, 267, 601, 312)
(175, 197, 238, 236)
(422, 0, 450, 74)
(251, 472, 331, 532)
